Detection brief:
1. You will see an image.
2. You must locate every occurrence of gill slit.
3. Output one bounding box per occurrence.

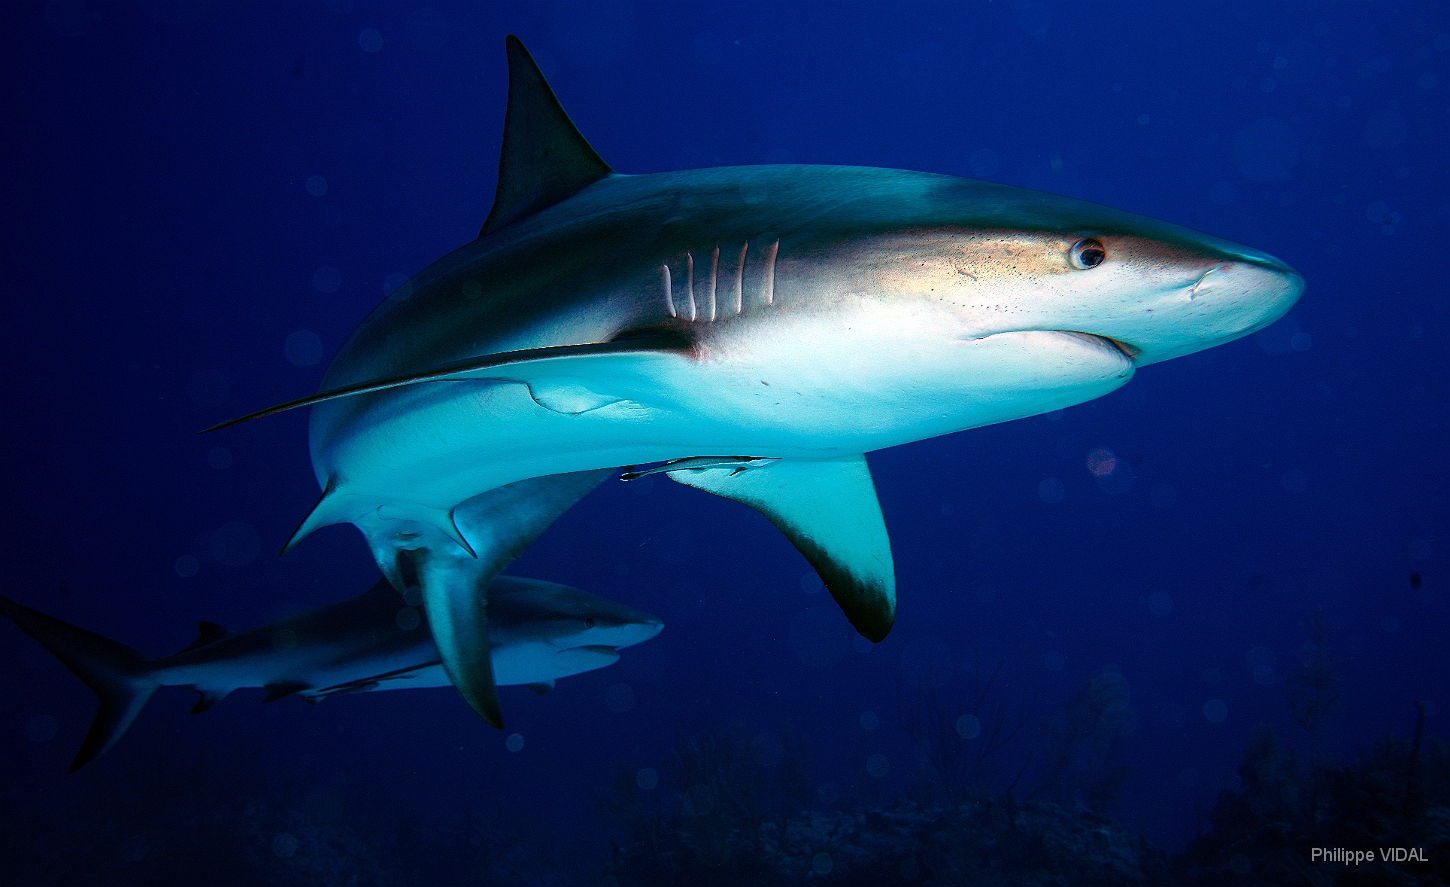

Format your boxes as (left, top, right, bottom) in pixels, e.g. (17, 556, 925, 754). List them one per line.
(707, 246, 719, 322)
(733, 243, 747, 315)
(763, 240, 779, 306)
(685, 252, 697, 322)
(661, 264, 675, 318)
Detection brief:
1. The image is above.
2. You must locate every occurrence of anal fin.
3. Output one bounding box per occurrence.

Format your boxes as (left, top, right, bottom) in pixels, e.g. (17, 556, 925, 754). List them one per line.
(666, 456, 897, 642)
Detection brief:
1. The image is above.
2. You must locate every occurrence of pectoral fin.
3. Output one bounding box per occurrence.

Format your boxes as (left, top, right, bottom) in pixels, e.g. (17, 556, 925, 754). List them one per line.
(665, 456, 897, 642)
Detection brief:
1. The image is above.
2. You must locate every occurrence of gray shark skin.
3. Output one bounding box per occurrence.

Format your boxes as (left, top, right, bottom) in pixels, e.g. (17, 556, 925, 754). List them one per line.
(213, 37, 1303, 723)
(0, 575, 662, 772)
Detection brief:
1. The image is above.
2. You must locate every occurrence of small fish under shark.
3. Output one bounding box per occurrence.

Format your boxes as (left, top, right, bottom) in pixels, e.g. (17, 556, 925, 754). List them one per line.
(211, 37, 1304, 725)
(0, 574, 662, 772)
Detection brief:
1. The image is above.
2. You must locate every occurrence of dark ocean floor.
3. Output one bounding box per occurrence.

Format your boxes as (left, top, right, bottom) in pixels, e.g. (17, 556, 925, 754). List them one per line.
(5, 716, 1445, 887)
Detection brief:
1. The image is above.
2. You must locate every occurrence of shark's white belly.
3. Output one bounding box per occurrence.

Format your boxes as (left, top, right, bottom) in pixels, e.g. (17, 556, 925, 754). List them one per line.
(311, 311, 1133, 530)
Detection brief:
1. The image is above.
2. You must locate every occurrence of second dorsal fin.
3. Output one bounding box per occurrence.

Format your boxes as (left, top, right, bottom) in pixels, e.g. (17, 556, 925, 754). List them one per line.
(479, 35, 613, 238)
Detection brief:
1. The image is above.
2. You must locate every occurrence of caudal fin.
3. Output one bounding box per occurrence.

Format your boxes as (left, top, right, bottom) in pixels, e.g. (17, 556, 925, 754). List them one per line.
(0, 596, 157, 772)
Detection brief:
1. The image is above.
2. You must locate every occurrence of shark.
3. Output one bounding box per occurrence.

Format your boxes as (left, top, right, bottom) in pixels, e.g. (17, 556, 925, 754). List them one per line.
(0, 572, 662, 772)
(210, 37, 1304, 725)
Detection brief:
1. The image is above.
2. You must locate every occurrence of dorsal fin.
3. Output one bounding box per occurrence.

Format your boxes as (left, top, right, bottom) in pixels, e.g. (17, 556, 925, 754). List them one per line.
(181, 621, 229, 653)
(479, 35, 612, 238)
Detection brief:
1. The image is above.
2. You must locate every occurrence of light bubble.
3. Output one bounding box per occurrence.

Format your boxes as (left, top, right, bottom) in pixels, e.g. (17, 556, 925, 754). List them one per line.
(358, 28, 383, 52)
(207, 446, 232, 469)
(860, 710, 879, 731)
(174, 555, 199, 578)
(1097, 461, 1135, 495)
(271, 833, 300, 859)
(1086, 448, 1116, 477)
(1253, 664, 1276, 685)
(606, 682, 635, 712)
(1147, 591, 1174, 616)
(210, 521, 260, 567)
(683, 783, 715, 815)
(25, 714, 58, 743)
(305, 175, 328, 196)
(1233, 119, 1299, 181)
(865, 753, 889, 777)
(1203, 699, 1229, 723)
(1151, 483, 1177, 509)
(1037, 477, 1065, 503)
(1138, 113, 1150, 125)
(285, 330, 323, 366)
(1043, 651, 1066, 671)
(812, 853, 834, 876)
(312, 266, 342, 294)
(1280, 469, 1309, 494)
(799, 572, 824, 594)
(956, 713, 982, 739)
(402, 585, 423, 607)
(272, 629, 297, 652)
(395, 607, 421, 631)
(505, 733, 524, 752)
(635, 767, 658, 790)
(969, 148, 999, 178)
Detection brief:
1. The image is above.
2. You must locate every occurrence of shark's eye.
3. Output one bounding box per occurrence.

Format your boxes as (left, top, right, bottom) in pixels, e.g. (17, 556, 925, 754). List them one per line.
(1071, 238, 1106, 269)
(585, 618, 596, 629)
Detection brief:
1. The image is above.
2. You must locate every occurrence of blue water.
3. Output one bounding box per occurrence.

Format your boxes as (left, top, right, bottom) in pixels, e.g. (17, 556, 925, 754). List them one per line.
(1, 2, 1445, 883)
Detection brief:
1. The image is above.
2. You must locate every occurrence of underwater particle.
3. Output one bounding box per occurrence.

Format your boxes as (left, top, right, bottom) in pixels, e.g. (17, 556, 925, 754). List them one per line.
(174, 555, 199, 578)
(799, 571, 824, 594)
(975, 584, 997, 603)
(305, 175, 328, 196)
(1037, 477, 1065, 503)
(1147, 591, 1174, 616)
(25, 714, 58, 743)
(606, 682, 635, 712)
(866, 753, 890, 777)
(505, 733, 524, 752)
(271, 833, 300, 859)
(969, 148, 999, 177)
(1203, 699, 1229, 723)
(284, 330, 323, 367)
(1043, 651, 1066, 671)
(1246, 647, 1277, 685)
(1280, 469, 1309, 494)
(860, 710, 880, 731)
(1229, 853, 1253, 875)
(956, 713, 982, 739)
(1138, 113, 1150, 125)
(1179, 767, 1200, 787)
(900, 857, 921, 880)
(272, 629, 297, 652)
(394, 607, 420, 631)
(210, 521, 260, 568)
(635, 768, 658, 790)
(1381, 615, 1400, 632)
(683, 783, 715, 815)
(1086, 448, 1116, 477)
(1410, 571, 1422, 590)
(358, 28, 383, 52)
(207, 446, 233, 469)
(812, 852, 834, 876)
(312, 265, 342, 294)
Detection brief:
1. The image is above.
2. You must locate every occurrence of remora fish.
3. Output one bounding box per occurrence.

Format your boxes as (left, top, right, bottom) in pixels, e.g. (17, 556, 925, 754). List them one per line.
(0, 574, 662, 772)
(213, 37, 1303, 723)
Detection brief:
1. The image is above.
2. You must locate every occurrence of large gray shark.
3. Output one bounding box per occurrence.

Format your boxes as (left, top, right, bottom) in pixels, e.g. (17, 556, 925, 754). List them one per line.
(0, 574, 662, 772)
(213, 37, 1304, 724)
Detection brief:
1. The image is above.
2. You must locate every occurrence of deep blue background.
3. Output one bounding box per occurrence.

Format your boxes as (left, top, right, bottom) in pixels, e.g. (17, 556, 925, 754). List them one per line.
(1, 0, 1445, 876)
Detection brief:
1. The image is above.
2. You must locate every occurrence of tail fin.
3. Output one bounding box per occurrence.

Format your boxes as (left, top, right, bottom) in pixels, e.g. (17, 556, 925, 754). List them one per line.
(0, 596, 157, 772)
